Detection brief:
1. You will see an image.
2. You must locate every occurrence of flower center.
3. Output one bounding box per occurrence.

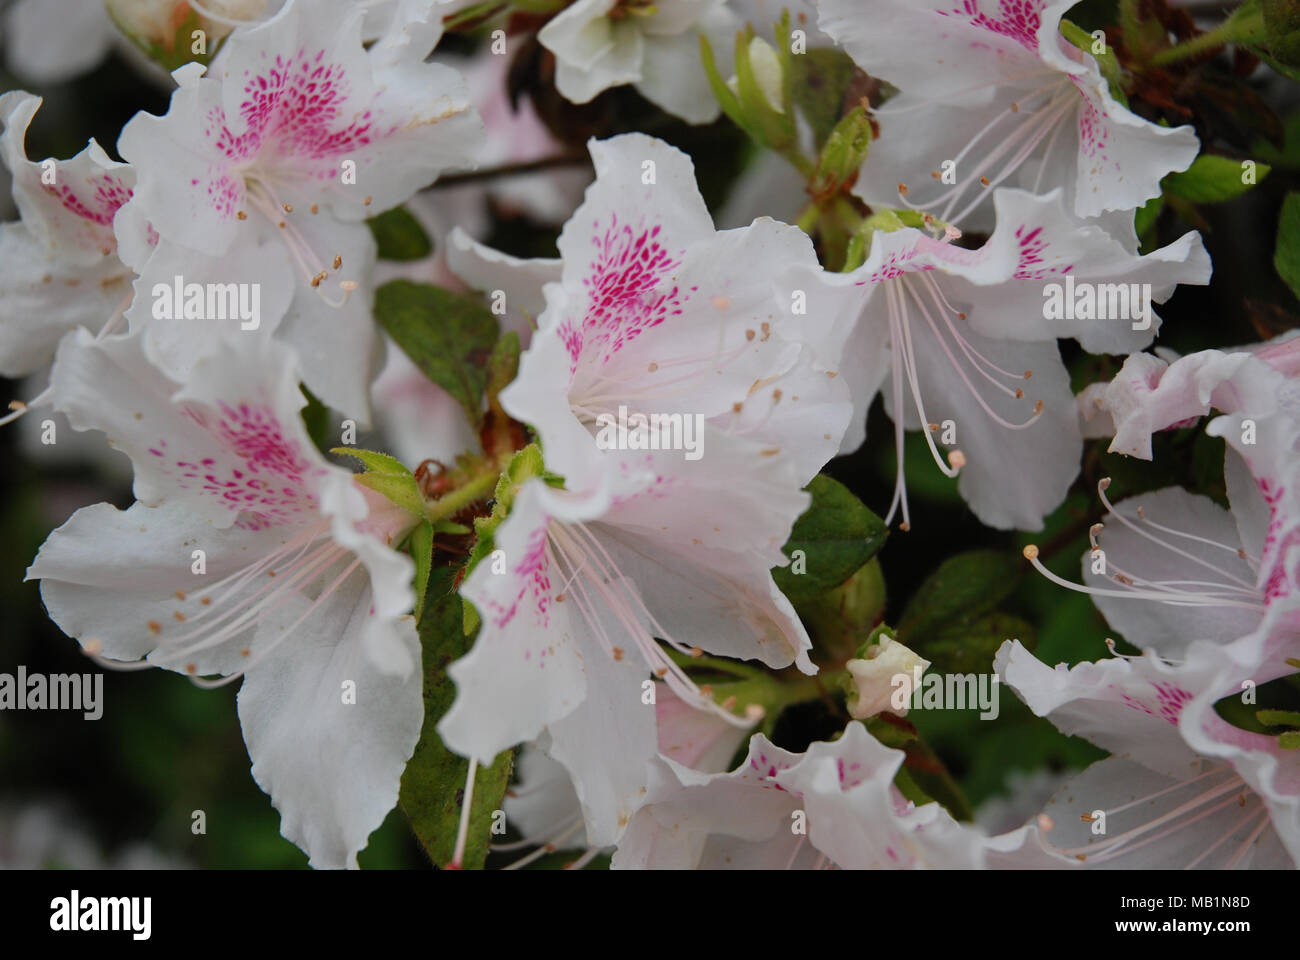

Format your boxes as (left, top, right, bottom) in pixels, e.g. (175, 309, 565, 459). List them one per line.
(894, 78, 1077, 227)
(879, 270, 1041, 530)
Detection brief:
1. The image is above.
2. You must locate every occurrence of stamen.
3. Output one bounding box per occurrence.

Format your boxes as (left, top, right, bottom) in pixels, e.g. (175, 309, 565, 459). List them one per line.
(448, 757, 478, 869)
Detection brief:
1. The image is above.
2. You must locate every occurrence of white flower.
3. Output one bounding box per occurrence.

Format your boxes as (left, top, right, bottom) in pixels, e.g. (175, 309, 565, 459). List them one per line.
(436, 133, 852, 846)
(819, 0, 1199, 224)
(846, 635, 930, 719)
(782, 187, 1209, 530)
(26, 330, 424, 868)
(994, 640, 1297, 867)
(116, 0, 484, 421)
(538, 0, 738, 124)
(0, 92, 137, 384)
(614, 721, 989, 868)
(501, 684, 755, 865)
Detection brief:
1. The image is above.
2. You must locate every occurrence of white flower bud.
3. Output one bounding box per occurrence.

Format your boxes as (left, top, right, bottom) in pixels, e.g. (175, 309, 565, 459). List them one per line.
(846, 636, 930, 719)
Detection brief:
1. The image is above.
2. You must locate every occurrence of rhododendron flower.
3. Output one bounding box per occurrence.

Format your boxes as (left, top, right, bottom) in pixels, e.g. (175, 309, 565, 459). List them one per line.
(437, 133, 852, 844)
(1074, 349, 1300, 678)
(995, 640, 1296, 867)
(0, 92, 136, 385)
(26, 330, 423, 868)
(820, 0, 1199, 224)
(116, 0, 483, 420)
(781, 187, 1209, 530)
(614, 722, 989, 868)
(501, 685, 755, 864)
(538, 0, 738, 124)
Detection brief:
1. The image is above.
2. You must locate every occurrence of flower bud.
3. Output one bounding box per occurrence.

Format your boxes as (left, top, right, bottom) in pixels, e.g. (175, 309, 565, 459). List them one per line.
(845, 634, 930, 719)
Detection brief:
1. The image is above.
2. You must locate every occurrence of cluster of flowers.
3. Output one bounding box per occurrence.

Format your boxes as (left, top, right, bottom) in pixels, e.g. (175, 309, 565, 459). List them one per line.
(2, 0, 1297, 870)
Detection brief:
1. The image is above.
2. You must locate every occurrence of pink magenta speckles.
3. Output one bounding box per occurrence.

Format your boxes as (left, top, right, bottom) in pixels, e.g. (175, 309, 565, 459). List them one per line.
(1012, 223, 1071, 279)
(41, 173, 131, 243)
(1119, 682, 1193, 726)
(944, 0, 1044, 52)
(1076, 93, 1110, 161)
(205, 48, 376, 178)
(491, 526, 553, 632)
(560, 214, 689, 371)
(746, 751, 795, 791)
(1258, 478, 1298, 600)
(836, 757, 866, 789)
(161, 403, 322, 529)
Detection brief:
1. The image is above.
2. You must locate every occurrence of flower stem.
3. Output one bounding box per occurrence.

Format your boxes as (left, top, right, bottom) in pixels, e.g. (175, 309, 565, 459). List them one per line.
(1149, 2, 1265, 65)
(424, 462, 502, 524)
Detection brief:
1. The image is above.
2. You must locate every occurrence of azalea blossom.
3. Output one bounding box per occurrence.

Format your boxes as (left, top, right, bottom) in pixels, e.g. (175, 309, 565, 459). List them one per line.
(537, 0, 738, 124)
(26, 330, 424, 868)
(820, 0, 1199, 226)
(1075, 348, 1300, 676)
(115, 0, 483, 421)
(0, 92, 137, 390)
(499, 684, 755, 867)
(994, 640, 1296, 867)
(780, 186, 1210, 530)
(436, 133, 852, 845)
(614, 721, 989, 868)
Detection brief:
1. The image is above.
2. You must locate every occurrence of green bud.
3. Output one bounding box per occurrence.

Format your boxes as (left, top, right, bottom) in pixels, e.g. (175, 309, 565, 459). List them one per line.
(810, 105, 872, 199)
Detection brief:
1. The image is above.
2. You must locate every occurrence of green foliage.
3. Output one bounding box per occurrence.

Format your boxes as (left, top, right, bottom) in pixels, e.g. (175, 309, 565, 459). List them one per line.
(375, 281, 500, 427)
(772, 474, 888, 603)
(367, 206, 434, 261)
(331, 447, 426, 519)
(1163, 155, 1269, 204)
(1276, 191, 1300, 301)
(398, 567, 515, 869)
(791, 48, 860, 150)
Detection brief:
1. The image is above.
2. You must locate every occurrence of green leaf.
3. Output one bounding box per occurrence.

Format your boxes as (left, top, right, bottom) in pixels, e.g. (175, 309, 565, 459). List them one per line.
(1163, 154, 1270, 204)
(790, 47, 858, 149)
(299, 383, 330, 454)
(772, 474, 888, 603)
(367, 206, 433, 261)
(398, 566, 516, 869)
(410, 521, 434, 622)
(486, 330, 521, 409)
(331, 446, 425, 518)
(1134, 195, 1163, 242)
(920, 612, 1036, 676)
(897, 550, 1023, 649)
(375, 280, 499, 426)
(1257, 708, 1300, 727)
(1276, 191, 1300, 301)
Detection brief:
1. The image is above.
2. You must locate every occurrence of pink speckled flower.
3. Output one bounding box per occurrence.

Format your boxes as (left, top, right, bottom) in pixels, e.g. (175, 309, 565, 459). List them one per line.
(26, 330, 424, 869)
(0, 92, 137, 382)
(993, 640, 1297, 867)
(116, 0, 483, 421)
(820, 0, 1199, 226)
(781, 187, 1209, 531)
(1074, 348, 1300, 685)
(614, 720, 989, 868)
(437, 134, 853, 846)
